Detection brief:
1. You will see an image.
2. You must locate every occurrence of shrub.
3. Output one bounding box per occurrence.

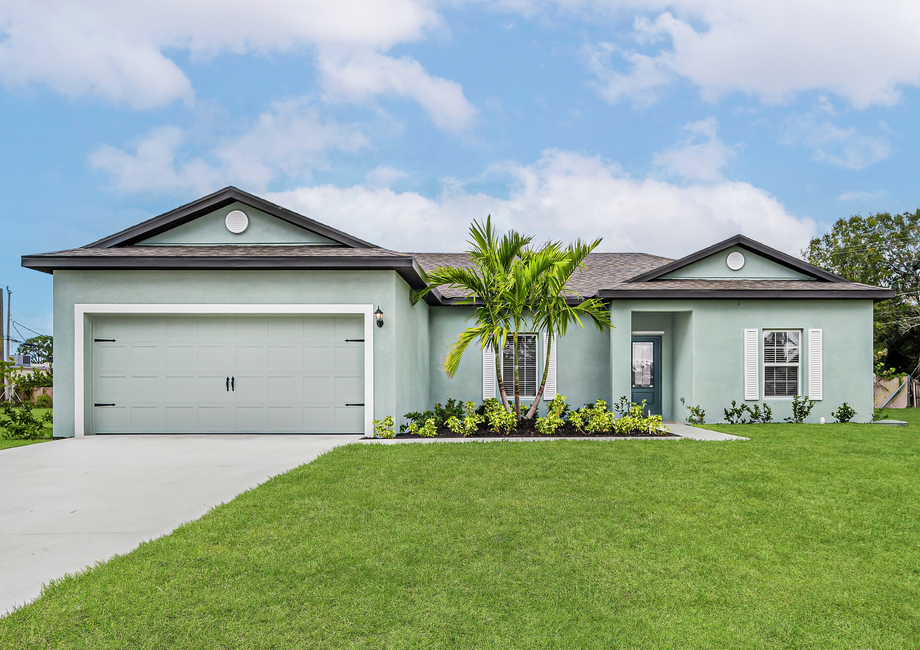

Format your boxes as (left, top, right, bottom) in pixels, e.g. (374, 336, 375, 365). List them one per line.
(723, 400, 749, 424)
(408, 417, 438, 438)
(645, 413, 668, 435)
(372, 416, 396, 439)
(0, 402, 52, 440)
(535, 395, 568, 436)
(832, 402, 856, 423)
(35, 394, 53, 409)
(583, 400, 615, 434)
(434, 399, 464, 425)
(611, 395, 631, 417)
(686, 404, 706, 425)
(445, 401, 483, 436)
(482, 398, 516, 435)
(402, 410, 434, 433)
(748, 404, 773, 424)
(784, 395, 816, 423)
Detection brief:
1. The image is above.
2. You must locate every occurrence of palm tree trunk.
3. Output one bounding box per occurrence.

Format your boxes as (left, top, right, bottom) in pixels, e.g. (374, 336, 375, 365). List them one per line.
(525, 332, 552, 419)
(494, 347, 512, 412)
(512, 329, 521, 417)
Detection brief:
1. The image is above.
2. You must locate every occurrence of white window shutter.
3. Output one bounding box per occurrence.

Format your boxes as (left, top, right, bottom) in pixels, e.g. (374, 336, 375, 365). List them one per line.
(744, 328, 759, 400)
(543, 334, 557, 400)
(808, 329, 823, 400)
(483, 346, 496, 399)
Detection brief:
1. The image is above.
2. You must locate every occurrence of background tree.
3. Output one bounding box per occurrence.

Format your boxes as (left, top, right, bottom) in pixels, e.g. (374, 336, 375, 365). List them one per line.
(803, 210, 920, 373)
(17, 335, 53, 365)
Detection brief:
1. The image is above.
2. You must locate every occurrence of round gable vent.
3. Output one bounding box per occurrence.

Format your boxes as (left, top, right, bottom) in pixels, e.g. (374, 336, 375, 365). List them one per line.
(225, 210, 249, 234)
(726, 251, 745, 271)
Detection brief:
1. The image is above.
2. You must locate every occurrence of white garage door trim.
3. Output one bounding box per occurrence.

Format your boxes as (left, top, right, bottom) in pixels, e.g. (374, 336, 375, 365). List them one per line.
(74, 304, 375, 437)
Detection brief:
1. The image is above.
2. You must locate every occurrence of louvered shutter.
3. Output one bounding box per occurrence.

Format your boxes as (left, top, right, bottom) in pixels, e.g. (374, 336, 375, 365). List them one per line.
(483, 346, 496, 399)
(744, 328, 759, 400)
(808, 329, 823, 401)
(543, 334, 557, 400)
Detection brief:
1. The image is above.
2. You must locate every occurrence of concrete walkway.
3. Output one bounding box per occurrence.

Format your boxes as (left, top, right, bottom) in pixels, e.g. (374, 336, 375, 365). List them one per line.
(362, 421, 748, 444)
(0, 434, 358, 615)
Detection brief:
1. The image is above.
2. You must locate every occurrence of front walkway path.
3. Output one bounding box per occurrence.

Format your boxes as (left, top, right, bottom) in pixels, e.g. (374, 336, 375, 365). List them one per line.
(0, 434, 358, 615)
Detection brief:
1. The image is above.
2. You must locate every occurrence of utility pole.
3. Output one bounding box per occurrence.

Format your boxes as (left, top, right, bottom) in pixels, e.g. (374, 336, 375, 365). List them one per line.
(0, 287, 4, 401)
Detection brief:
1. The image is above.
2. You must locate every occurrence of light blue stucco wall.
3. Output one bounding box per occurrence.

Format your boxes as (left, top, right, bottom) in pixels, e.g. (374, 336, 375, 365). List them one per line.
(662, 246, 813, 280)
(140, 202, 337, 246)
(427, 306, 612, 415)
(610, 299, 875, 424)
(51, 269, 429, 436)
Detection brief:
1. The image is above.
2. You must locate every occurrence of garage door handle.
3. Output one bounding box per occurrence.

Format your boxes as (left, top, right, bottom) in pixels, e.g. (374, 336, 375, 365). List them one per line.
(94, 403, 116, 407)
(226, 377, 229, 392)
(345, 338, 364, 342)
(345, 403, 364, 407)
(231, 376, 235, 391)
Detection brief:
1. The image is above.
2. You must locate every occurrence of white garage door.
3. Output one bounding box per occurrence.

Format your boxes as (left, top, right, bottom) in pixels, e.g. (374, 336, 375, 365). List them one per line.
(91, 315, 365, 434)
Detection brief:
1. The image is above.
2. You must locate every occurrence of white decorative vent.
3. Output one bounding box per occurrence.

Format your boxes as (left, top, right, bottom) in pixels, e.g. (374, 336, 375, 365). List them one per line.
(225, 210, 249, 234)
(727, 251, 745, 270)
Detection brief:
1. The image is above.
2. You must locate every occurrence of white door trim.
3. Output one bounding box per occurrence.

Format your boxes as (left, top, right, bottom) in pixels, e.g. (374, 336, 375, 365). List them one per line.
(74, 303, 375, 437)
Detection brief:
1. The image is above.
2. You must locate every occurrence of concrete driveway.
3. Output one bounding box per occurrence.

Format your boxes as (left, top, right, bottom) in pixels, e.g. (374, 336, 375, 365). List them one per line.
(0, 434, 358, 615)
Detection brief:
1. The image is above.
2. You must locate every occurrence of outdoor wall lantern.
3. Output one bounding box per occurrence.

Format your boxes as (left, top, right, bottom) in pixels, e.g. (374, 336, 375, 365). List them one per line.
(374, 306, 384, 328)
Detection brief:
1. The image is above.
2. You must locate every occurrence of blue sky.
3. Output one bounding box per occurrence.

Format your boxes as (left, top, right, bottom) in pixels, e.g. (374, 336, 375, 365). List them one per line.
(2, 1, 920, 337)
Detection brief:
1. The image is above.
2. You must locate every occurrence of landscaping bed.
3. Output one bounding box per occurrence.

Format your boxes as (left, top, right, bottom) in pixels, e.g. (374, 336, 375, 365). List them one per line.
(390, 428, 677, 438)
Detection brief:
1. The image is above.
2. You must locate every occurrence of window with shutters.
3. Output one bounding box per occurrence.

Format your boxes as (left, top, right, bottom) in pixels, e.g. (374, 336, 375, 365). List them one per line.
(501, 334, 538, 398)
(763, 330, 800, 397)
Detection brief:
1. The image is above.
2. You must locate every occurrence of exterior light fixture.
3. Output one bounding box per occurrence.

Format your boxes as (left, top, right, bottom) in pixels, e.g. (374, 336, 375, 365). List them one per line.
(374, 306, 384, 328)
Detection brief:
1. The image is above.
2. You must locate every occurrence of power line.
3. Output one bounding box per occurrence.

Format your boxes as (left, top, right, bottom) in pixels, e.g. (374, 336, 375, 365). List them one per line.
(12, 321, 47, 337)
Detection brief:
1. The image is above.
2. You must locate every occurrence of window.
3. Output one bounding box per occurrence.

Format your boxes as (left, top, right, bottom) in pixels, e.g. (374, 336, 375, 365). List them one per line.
(501, 334, 538, 398)
(763, 330, 800, 397)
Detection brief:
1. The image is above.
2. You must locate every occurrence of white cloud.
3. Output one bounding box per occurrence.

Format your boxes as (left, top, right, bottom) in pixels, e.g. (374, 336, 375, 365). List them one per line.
(652, 117, 735, 182)
(583, 42, 673, 107)
(580, 1, 920, 108)
(837, 190, 887, 202)
(0, 0, 461, 125)
(90, 100, 369, 193)
(365, 165, 410, 188)
(781, 111, 893, 170)
(267, 149, 815, 257)
(317, 50, 478, 131)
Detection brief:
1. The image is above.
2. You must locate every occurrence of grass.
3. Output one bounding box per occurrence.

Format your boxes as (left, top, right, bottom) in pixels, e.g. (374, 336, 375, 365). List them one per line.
(0, 407, 53, 450)
(1, 411, 919, 648)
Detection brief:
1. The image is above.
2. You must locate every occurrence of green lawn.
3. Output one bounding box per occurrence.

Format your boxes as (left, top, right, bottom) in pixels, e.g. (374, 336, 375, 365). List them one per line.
(0, 408, 53, 450)
(1, 412, 918, 648)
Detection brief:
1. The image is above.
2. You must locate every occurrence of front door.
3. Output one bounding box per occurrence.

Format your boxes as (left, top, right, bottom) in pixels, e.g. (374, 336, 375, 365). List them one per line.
(631, 336, 661, 416)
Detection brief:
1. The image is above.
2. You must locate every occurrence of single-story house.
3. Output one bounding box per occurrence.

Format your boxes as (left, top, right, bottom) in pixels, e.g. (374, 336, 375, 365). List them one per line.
(23, 187, 893, 436)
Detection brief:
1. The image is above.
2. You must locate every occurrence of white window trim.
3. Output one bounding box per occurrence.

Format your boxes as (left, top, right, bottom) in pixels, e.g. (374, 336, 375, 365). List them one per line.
(74, 303, 375, 437)
(500, 332, 540, 400)
(762, 329, 802, 399)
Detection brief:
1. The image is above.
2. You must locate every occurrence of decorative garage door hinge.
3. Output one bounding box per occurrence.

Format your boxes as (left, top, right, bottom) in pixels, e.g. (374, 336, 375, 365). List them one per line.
(345, 403, 365, 407)
(94, 339, 116, 342)
(94, 403, 116, 407)
(345, 338, 365, 342)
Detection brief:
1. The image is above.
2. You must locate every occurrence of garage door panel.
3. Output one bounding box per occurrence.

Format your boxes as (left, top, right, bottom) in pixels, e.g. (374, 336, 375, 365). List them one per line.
(166, 407, 195, 431)
(166, 346, 195, 370)
(167, 376, 197, 400)
(303, 376, 334, 400)
(303, 316, 335, 341)
(129, 376, 160, 399)
(303, 345, 334, 369)
(335, 406, 364, 432)
(335, 346, 363, 371)
(198, 346, 230, 370)
(93, 314, 365, 434)
(303, 406, 335, 432)
(96, 346, 128, 370)
(335, 316, 363, 340)
(334, 376, 364, 401)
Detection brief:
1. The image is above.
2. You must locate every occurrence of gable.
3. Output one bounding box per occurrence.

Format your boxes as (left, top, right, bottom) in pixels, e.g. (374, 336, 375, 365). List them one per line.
(137, 201, 339, 246)
(660, 246, 816, 281)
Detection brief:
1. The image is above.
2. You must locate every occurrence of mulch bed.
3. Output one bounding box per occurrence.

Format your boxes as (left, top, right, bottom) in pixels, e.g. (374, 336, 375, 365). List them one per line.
(369, 424, 678, 439)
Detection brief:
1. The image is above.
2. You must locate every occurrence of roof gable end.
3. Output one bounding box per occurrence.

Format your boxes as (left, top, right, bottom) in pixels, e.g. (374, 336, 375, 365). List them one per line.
(86, 186, 376, 249)
(626, 235, 847, 284)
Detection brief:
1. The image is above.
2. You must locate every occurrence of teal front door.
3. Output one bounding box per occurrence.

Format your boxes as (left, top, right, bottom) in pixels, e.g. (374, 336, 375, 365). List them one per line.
(631, 336, 662, 416)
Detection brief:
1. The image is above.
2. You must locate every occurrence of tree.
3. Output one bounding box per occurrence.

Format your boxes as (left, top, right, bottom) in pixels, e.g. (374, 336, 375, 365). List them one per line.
(17, 335, 53, 365)
(412, 216, 531, 413)
(803, 210, 920, 372)
(524, 240, 613, 419)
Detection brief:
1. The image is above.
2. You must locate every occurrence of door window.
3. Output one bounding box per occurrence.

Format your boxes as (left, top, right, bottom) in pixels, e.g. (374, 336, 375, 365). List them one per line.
(632, 341, 654, 388)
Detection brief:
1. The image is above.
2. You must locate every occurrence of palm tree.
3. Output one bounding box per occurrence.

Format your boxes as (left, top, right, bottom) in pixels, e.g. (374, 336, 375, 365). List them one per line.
(524, 239, 613, 419)
(411, 217, 530, 412)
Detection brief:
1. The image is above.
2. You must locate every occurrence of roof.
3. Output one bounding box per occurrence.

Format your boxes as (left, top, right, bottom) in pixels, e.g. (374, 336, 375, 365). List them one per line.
(21, 189, 895, 303)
